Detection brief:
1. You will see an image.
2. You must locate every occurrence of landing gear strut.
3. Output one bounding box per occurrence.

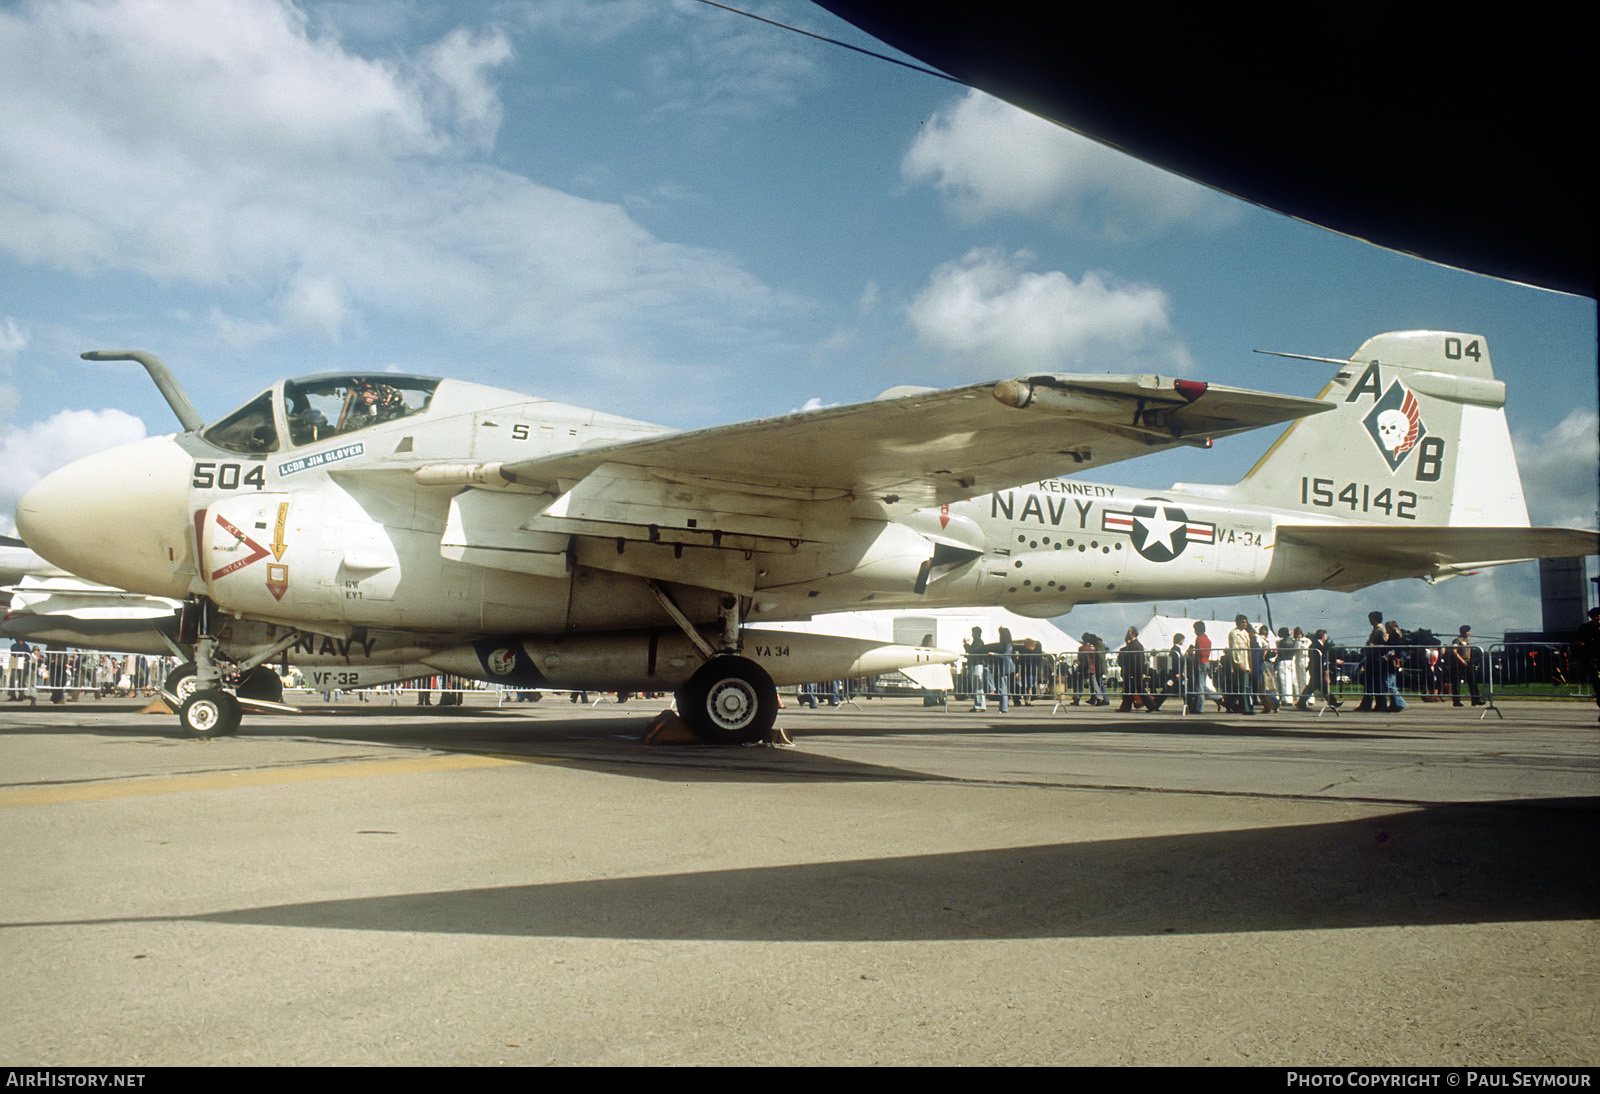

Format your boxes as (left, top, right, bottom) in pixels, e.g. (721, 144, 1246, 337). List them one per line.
(170, 598, 237, 738)
(168, 598, 300, 738)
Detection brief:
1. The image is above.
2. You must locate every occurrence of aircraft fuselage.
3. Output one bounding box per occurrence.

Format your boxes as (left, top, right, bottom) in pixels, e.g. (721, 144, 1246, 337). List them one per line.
(15, 372, 1468, 644)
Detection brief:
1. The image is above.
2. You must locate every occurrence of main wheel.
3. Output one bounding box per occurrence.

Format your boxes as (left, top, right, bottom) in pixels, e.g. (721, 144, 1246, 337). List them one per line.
(179, 689, 241, 739)
(676, 657, 779, 745)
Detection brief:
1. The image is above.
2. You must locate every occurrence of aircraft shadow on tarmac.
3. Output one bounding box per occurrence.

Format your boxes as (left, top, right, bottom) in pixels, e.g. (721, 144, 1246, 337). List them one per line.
(12, 700, 1426, 750)
(819, 711, 1423, 743)
(12, 704, 1447, 790)
(16, 799, 1594, 942)
(0, 704, 1472, 788)
(6, 707, 968, 784)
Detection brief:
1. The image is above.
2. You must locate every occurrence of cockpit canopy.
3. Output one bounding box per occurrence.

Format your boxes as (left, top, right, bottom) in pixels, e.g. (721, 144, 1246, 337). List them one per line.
(201, 374, 441, 455)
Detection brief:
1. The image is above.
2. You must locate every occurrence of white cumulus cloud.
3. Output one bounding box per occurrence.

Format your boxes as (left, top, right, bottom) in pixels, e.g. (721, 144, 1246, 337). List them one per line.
(906, 248, 1193, 373)
(1514, 408, 1600, 529)
(903, 90, 1238, 240)
(0, 0, 786, 368)
(0, 318, 26, 358)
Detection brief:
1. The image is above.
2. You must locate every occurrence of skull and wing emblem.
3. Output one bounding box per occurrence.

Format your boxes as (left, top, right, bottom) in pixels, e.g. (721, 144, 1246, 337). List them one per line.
(1362, 380, 1427, 472)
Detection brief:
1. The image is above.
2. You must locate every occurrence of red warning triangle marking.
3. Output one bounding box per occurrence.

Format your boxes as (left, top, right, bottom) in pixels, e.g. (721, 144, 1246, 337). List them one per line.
(210, 513, 271, 581)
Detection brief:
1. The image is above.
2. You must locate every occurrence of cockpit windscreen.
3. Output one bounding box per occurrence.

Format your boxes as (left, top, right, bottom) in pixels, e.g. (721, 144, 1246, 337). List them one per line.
(282, 376, 440, 447)
(202, 375, 441, 454)
(201, 374, 440, 454)
(201, 392, 280, 455)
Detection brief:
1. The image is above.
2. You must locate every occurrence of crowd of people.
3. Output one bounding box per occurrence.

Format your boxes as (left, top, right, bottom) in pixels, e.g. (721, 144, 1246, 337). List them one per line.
(961, 625, 1125, 712)
(956, 610, 1508, 715)
(961, 626, 1055, 712)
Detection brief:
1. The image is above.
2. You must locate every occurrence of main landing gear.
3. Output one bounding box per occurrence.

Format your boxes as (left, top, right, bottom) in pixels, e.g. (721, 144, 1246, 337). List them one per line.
(646, 581, 782, 745)
(675, 656, 779, 746)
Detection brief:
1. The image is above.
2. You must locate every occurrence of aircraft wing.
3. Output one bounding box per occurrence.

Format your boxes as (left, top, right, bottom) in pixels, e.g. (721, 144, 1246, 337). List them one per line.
(488, 374, 1329, 518)
(1276, 525, 1599, 589)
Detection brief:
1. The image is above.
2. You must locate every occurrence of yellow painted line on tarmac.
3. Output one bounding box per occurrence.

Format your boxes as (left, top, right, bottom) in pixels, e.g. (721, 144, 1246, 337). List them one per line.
(0, 753, 539, 809)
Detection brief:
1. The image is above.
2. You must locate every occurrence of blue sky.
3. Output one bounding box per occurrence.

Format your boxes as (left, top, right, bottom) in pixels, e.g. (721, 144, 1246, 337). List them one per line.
(1, 0, 1595, 642)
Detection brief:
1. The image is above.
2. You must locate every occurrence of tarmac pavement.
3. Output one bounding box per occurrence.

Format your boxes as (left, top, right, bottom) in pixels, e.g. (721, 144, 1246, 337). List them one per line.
(1, 693, 1595, 1066)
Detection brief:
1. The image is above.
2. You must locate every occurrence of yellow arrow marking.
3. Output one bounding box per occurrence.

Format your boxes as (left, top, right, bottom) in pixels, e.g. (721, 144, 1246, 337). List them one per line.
(271, 501, 289, 561)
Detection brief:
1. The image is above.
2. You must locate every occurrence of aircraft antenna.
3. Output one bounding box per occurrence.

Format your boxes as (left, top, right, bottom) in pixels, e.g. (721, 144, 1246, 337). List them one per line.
(1253, 350, 1354, 366)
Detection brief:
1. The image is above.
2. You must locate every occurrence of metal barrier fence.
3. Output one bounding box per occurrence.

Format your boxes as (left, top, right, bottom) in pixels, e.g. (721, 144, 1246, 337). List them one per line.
(946, 649, 1183, 711)
(1, 650, 180, 703)
(940, 651, 1061, 710)
(0, 646, 915, 710)
(3, 643, 1592, 716)
(0, 649, 660, 708)
(0, 648, 950, 711)
(1488, 642, 1595, 700)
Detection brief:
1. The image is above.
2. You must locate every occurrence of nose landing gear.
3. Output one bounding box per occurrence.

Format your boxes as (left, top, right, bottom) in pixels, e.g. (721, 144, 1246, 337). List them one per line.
(167, 598, 300, 737)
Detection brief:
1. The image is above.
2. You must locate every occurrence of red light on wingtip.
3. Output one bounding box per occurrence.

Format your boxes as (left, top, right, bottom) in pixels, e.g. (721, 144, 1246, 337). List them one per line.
(1174, 379, 1207, 402)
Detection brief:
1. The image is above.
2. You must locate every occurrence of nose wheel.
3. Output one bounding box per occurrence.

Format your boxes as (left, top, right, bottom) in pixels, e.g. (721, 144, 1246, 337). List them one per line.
(179, 689, 242, 739)
(162, 662, 198, 706)
(162, 661, 283, 734)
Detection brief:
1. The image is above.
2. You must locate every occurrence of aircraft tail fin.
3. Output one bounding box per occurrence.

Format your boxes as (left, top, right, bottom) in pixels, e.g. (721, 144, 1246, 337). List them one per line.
(1198, 331, 1530, 527)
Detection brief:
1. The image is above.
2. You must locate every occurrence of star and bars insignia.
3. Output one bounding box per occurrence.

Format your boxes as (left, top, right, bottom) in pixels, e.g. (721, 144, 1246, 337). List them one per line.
(1102, 500, 1216, 563)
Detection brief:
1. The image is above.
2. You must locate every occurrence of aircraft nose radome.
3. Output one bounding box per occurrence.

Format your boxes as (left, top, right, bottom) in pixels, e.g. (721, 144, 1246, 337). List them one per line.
(15, 436, 193, 599)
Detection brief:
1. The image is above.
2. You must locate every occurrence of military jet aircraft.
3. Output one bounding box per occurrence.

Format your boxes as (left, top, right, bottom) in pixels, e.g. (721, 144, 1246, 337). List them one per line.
(14, 330, 1594, 742)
